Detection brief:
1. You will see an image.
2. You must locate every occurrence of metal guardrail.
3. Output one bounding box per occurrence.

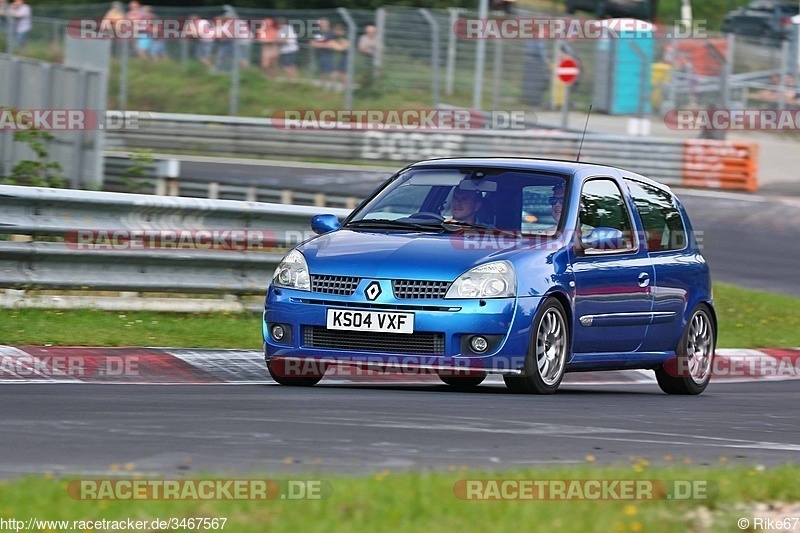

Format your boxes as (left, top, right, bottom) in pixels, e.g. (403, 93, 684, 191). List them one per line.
(0, 185, 350, 294)
(106, 112, 759, 191)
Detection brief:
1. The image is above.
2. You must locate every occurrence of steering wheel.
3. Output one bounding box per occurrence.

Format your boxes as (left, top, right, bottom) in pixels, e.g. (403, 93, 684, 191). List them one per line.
(407, 211, 445, 222)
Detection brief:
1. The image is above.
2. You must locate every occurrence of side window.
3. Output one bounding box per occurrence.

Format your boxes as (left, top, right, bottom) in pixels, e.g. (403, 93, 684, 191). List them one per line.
(625, 180, 687, 252)
(520, 185, 560, 234)
(578, 178, 635, 251)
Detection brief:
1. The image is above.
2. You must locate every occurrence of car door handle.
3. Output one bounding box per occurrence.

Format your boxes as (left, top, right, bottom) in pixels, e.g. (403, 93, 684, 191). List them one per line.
(638, 272, 651, 288)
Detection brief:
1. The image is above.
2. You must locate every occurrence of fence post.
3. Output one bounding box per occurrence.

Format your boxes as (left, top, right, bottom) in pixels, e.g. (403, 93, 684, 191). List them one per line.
(445, 8, 458, 96)
(491, 37, 503, 110)
(5, 11, 13, 55)
(778, 38, 790, 112)
(338, 7, 357, 110)
(71, 70, 89, 189)
(1, 57, 21, 178)
(119, 39, 129, 111)
(472, 0, 489, 109)
(374, 8, 386, 79)
(419, 9, 440, 108)
(230, 40, 241, 115)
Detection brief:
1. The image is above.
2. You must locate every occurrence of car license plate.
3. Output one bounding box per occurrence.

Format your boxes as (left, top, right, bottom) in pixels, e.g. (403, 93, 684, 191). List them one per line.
(326, 309, 414, 334)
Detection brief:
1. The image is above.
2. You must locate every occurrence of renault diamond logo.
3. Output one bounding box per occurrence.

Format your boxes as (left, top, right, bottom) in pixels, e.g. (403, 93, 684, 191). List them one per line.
(365, 281, 382, 301)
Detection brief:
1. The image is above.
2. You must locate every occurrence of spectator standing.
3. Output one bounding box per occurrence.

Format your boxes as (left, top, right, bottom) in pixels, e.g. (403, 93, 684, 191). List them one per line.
(331, 23, 349, 93)
(276, 17, 298, 81)
(189, 14, 214, 69)
(126, 1, 149, 59)
(356, 23, 377, 88)
(257, 18, 279, 76)
(358, 24, 376, 57)
(311, 18, 336, 89)
(9, 0, 31, 50)
(213, 15, 234, 72)
(146, 6, 167, 61)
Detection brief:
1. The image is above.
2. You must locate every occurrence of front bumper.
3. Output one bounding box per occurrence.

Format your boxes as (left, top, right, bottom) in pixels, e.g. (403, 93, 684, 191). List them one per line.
(263, 285, 543, 375)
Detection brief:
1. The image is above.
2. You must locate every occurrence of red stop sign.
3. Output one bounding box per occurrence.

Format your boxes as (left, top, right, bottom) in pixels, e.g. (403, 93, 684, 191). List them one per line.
(556, 56, 580, 85)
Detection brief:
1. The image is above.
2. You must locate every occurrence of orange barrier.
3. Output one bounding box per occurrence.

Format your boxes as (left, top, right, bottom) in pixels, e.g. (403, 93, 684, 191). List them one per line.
(681, 140, 759, 192)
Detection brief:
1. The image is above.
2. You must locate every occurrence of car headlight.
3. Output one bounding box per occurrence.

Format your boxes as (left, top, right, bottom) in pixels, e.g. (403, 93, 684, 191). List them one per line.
(445, 260, 516, 299)
(272, 250, 310, 291)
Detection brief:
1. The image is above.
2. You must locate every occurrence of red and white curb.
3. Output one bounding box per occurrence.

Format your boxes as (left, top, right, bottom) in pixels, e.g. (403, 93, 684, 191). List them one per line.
(1, 346, 799, 385)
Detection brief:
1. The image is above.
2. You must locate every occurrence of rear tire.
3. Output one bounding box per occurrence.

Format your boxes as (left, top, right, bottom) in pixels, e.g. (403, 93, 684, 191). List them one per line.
(267, 359, 326, 387)
(655, 305, 715, 395)
(504, 298, 569, 395)
(439, 373, 486, 389)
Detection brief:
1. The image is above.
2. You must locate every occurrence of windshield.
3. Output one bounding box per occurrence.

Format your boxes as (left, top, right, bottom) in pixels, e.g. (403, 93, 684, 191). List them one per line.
(348, 168, 568, 235)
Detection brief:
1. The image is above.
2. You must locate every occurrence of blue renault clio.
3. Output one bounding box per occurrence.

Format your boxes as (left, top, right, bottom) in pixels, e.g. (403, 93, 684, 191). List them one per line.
(263, 158, 716, 395)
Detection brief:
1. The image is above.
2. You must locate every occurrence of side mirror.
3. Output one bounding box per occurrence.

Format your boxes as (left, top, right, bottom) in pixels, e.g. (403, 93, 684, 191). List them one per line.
(311, 214, 341, 235)
(581, 227, 624, 251)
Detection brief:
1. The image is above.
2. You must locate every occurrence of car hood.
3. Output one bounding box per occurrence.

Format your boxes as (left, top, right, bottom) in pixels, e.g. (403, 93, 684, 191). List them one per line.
(296, 229, 552, 281)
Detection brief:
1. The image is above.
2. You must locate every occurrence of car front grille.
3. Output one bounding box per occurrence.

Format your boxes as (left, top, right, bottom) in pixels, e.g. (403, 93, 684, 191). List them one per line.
(392, 280, 450, 299)
(303, 326, 445, 355)
(310, 275, 360, 296)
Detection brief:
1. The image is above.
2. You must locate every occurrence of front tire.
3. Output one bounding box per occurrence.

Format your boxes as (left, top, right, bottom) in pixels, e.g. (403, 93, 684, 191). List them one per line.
(655, 305, 715, 395)
(267, 358, 326, 387)
(504, 298, 569, 394)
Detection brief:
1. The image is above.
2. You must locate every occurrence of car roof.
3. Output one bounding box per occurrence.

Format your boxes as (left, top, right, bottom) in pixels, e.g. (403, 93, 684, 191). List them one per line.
(406, 157, 672, 194)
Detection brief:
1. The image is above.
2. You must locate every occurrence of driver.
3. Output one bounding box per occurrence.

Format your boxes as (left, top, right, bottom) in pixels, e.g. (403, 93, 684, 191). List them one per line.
(448, 187, 483, 225)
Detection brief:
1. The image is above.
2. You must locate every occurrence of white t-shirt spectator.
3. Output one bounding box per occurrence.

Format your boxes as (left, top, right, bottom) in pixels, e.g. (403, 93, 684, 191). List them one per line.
(279, 25, 298, 54)
(12, 3, 31, 33)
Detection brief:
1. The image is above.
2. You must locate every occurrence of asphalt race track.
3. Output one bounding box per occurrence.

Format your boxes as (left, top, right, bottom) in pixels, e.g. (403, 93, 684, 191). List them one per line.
(178, 158, 800, 297)
(2, 379, 800, 477)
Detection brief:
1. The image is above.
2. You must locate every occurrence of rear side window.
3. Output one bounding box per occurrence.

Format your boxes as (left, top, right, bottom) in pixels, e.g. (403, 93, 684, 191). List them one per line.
(625, 180, 687, 252)
(578, 178, 635, 251)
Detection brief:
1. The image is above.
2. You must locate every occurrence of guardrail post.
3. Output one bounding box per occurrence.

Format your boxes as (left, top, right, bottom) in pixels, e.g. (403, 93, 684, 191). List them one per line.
(281, 189, 293, 204)
(208, 182, 220, 199)
(246, 186, 257, 202)
(168, 178, 180, 197)
(338, 8, 357, 110)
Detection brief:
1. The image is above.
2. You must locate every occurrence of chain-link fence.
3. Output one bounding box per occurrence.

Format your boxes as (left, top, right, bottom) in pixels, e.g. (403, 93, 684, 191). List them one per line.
(3, 3, 800, 122)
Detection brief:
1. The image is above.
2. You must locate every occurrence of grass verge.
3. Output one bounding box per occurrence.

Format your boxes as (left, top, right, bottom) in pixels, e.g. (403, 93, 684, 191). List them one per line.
(0, 283, 797, 349)
(1, 465, 799, 532)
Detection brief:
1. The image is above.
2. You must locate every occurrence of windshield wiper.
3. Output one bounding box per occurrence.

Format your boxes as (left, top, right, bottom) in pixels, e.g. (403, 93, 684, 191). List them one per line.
(343, 219, 447, 232)
(441, 220, 519, 238)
